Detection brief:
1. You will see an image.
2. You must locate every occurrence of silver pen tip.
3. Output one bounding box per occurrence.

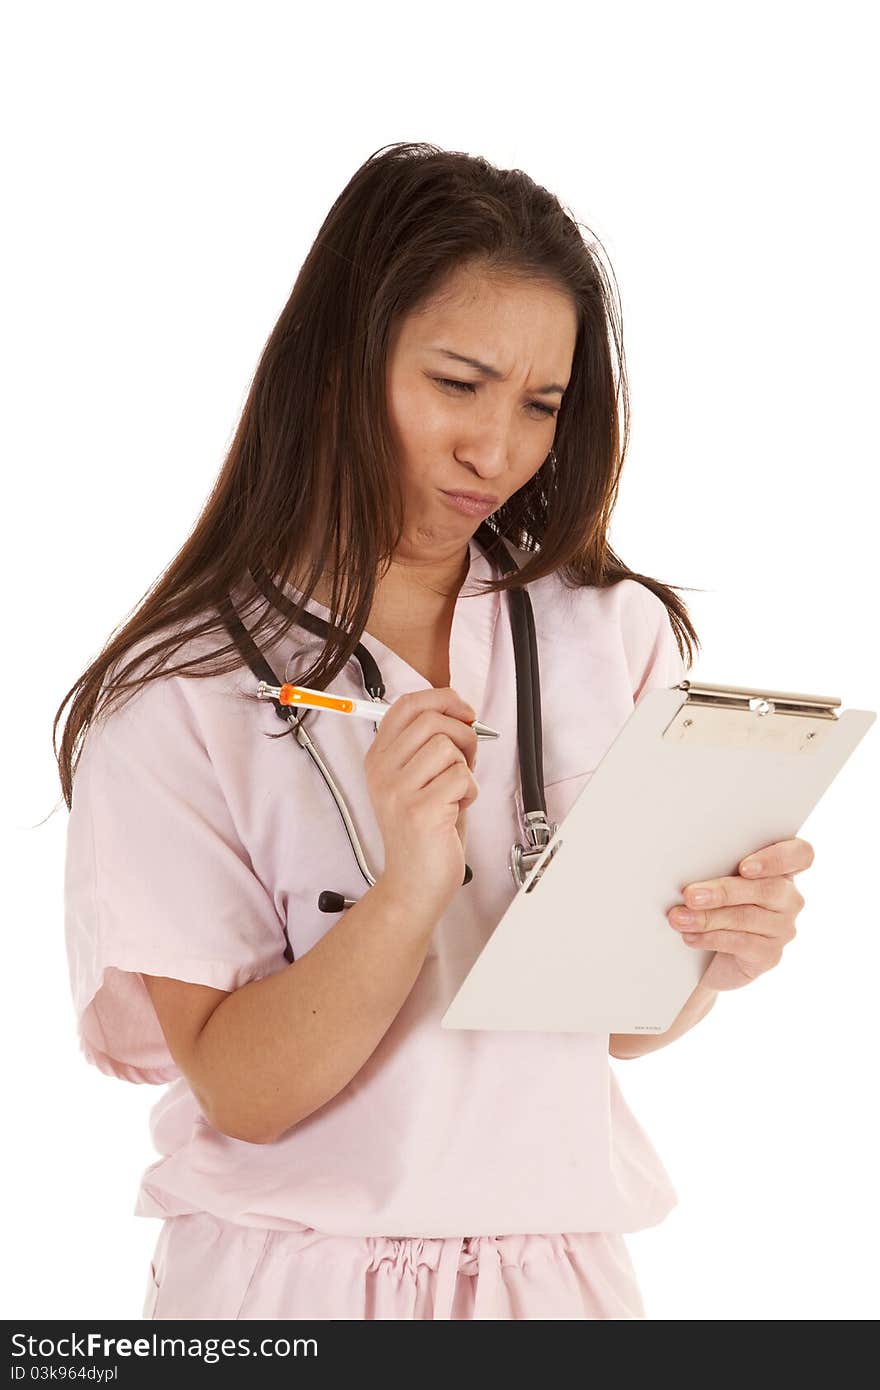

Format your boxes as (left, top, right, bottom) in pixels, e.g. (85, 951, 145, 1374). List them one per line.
(473, 720, 500, 739)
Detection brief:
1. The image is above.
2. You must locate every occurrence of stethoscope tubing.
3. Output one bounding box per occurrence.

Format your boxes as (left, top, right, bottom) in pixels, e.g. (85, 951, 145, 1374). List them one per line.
(286, 703, 380, 893)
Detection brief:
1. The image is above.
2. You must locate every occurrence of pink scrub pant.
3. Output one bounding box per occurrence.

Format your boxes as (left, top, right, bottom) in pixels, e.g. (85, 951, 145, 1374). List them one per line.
(143, 1211, 646, 1320)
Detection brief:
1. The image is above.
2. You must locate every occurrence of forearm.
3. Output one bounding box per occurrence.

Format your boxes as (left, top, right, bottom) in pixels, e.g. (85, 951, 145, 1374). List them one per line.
(195, 878, 439, 1143)
(609, 981, 719, 1060)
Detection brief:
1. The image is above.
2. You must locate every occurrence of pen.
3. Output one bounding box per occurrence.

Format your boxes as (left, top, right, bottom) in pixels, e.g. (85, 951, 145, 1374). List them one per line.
(255, 681, 500, 739)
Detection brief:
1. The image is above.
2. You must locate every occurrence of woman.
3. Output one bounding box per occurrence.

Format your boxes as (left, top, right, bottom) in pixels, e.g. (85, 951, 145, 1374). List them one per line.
(55, 142, 813, 1320)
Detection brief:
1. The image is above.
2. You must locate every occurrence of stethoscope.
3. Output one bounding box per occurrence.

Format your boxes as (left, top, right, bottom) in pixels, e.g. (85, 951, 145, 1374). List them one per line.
(218, 521, 560, 964)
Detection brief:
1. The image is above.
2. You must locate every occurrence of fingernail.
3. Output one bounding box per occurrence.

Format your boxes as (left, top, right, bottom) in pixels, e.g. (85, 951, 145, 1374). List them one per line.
(741, 859, 763, 876)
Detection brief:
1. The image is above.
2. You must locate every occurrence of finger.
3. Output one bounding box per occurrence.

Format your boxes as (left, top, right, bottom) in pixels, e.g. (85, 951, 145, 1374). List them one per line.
(395, 721, 476, 785)
(671, 902, 797, 940)
(374, 687, 475, 746)
(680, 874, 801, 914)
(738, 837, 816, 882)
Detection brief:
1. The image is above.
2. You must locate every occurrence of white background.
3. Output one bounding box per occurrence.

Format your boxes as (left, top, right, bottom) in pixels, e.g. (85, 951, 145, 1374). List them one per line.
(3, 0, 877, 1322)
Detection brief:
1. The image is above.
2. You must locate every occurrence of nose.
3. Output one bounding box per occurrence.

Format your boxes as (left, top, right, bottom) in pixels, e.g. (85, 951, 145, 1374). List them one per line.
(453, 439, 508, 483)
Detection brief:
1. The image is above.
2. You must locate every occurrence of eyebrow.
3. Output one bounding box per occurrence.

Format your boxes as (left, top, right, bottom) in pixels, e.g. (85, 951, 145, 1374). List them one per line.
(428, 347, 567, 397)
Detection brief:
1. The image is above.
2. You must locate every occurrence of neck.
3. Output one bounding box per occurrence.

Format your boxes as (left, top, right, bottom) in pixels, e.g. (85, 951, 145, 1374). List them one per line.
(378, 541, 470, 607)
(293, 540, 471, 620)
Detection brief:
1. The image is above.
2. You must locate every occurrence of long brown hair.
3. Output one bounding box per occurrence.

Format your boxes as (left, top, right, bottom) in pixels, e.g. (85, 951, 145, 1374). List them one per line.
(52, 140, 702, 812)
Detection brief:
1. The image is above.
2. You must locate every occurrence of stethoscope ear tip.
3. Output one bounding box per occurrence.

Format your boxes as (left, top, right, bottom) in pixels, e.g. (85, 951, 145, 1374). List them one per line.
(318, 890, 348, 913)
(317, 866, 473, 916)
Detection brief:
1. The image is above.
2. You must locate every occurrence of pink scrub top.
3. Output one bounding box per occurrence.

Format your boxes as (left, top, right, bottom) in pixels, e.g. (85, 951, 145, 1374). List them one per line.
(63, 535, 689, 1239)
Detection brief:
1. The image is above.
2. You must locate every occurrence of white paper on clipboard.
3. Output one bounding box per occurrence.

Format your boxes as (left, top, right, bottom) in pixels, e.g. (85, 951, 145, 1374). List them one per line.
(440, 680, 876, 1036)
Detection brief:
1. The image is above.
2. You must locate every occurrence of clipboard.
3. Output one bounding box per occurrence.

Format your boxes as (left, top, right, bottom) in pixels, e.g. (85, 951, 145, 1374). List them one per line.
(441, 680, 876, 1036)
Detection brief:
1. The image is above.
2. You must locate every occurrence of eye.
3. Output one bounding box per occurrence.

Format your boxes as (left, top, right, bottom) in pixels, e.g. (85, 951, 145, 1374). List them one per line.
(433, 377, 558, 419)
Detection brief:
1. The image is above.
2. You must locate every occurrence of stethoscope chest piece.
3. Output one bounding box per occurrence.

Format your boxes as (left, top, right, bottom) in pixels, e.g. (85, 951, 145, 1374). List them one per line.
(509, 810, 562, 894)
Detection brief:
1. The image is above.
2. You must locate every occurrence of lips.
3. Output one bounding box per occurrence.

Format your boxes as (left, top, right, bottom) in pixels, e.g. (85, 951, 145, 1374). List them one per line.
(440, 490, 500, 518)
(442, 490, 499, 505)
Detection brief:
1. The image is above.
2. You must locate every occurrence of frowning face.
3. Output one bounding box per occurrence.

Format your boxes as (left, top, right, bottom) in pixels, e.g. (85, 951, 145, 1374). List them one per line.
(385, 261, 578, 560)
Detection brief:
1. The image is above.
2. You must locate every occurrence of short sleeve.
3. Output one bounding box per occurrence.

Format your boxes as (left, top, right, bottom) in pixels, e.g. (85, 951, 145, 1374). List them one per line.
(64, 672, 288, 1085)
(625, 581, 691, 705)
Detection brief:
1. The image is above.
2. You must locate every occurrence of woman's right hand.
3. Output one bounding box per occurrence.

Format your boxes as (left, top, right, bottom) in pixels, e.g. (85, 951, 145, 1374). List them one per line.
(364, 687, 480, 918)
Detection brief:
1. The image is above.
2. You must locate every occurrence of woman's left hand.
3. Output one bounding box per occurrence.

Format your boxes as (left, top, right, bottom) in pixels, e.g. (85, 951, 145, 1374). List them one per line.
(667, 837, 815, 992)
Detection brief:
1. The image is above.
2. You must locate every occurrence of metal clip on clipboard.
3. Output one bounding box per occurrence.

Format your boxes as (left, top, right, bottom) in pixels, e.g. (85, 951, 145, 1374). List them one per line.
(661, 680, 841, 751)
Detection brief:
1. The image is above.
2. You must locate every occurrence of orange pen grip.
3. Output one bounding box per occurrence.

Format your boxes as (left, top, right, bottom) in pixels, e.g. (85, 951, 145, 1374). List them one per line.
(278, 683, 355, 713)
